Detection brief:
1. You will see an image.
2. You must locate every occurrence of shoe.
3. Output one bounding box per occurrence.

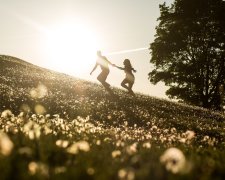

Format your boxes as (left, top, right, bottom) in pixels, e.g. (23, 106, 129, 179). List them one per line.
(105, 83, 110, 88)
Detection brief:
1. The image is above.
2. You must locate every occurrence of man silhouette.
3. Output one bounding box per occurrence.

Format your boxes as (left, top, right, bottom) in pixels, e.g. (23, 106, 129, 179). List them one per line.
(90, 51, 114, 89)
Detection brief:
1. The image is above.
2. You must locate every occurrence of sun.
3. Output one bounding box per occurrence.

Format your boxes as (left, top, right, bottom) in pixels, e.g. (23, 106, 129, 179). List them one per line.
(44, 22, 99, 77)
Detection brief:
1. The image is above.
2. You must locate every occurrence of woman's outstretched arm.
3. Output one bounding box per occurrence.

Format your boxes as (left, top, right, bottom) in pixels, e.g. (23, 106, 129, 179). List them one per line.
(114, 65, 124, 70)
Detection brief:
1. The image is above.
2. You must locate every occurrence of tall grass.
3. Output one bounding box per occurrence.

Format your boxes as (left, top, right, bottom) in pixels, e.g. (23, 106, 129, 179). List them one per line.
(1, 55, 225, 179)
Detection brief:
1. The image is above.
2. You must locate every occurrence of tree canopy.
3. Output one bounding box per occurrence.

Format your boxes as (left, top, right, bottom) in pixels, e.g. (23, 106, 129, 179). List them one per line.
(149, 0, 225, 110)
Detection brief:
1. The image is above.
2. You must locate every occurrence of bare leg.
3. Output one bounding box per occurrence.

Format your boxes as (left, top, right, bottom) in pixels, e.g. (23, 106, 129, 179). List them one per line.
(128, 82, 133, 91)
(121, 79, 129, 90)
(102, 81, 110, 88)
(127, 82, 135, 96)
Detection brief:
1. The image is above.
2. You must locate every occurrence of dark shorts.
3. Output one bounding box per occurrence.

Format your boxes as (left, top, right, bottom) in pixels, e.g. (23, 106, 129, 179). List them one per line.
(97, 69, 109, 82)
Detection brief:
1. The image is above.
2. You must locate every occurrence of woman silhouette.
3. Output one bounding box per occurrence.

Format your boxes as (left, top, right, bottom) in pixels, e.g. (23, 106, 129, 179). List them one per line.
(115, 59, 136, 95)
(90, 51, 114, 89)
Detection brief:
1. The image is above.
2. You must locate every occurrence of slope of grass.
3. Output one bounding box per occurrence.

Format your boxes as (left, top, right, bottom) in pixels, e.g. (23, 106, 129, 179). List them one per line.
(0, 55, 225, 179)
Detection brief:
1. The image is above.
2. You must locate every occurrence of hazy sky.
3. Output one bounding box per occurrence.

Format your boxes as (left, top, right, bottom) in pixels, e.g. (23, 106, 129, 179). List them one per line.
(0, 0, 174, 98)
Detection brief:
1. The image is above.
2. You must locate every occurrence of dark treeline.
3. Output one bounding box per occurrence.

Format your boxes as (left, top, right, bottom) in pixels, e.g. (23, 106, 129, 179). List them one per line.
(149, 0, 225, 110)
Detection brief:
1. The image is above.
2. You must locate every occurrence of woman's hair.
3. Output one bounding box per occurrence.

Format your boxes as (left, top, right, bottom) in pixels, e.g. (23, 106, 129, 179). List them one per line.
(123, 59, 132, 68)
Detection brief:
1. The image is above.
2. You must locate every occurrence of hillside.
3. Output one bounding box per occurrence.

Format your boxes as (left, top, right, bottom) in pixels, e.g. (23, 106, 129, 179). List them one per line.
(1, 55, 225, 180)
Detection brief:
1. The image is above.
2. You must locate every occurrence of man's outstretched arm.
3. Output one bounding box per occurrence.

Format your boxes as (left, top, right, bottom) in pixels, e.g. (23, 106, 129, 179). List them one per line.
(90, 63, 98, 75)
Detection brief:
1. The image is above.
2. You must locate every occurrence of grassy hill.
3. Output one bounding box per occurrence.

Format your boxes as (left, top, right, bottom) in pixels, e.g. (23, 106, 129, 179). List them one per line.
(0, 55, 225, 180)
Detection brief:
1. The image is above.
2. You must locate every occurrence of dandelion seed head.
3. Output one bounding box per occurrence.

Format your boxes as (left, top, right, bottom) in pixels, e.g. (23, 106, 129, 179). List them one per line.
(30, 84, 48, 99)
(34, 104, 46, 115)
(45, 114, 50, 118)
(116, 140, 125, 147)
(23, 121, 41, 140)
(179, 138, 186, 143)
(1, 110, 14, 119)
(118, 168, 135, 180)
(56, 140, 69, 148)
(96, 140, 101, 145)
(142, 142, 151, 149)
(151, 125, 158, 131)
(54, 166, 67, 174)
(87, 167, 95, 175)
(185, 130, 195, 140)
(66, 141, 90, 154)
(18, 147, 33, 156)
(28, 161, 49, 176)
(112, 150, 121, 158)
(28, 161, 38, 175)
(20, 104, 31, 114)
(126, 143, 138, 155)
(171, 127, 177, 133)
(118, 169, 127, 179)
(77, 141, 90, 152)
(203, 135, 210, 141)
(43, 125, 52, 135)
(160, 147, 186, 174)
(31, 114, 37, 119)
(53, 114, 60, 118)
(0, 131, 14, 156)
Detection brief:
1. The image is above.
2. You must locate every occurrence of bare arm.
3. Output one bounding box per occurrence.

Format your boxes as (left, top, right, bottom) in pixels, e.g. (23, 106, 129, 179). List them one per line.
(90, 63, 98, 75)
(114, 65, 124, 70)
(103, 56, 114, 66)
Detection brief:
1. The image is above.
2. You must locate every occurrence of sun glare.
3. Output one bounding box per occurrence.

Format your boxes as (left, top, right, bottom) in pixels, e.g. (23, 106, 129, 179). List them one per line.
(45, 22, 98, 77)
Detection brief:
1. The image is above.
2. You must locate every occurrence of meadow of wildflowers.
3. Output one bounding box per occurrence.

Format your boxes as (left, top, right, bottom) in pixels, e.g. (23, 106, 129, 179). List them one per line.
(1, 55, 225, 179)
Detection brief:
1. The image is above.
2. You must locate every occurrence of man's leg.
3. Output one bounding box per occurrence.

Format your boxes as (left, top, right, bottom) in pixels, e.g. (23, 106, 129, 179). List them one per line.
(98, 70, 110, 88)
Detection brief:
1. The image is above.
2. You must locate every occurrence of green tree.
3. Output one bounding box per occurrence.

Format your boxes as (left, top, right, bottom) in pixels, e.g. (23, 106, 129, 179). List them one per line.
(149, 0, 225, 110)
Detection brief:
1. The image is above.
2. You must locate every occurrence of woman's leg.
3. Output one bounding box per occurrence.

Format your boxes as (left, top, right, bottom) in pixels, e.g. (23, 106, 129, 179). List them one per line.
(121, 79, 129, 90)
(128, 82, 134, 91)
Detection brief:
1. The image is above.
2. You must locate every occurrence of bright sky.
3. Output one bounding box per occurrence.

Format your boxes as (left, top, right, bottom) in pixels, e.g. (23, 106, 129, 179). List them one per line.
(0, 0, 174, 98)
